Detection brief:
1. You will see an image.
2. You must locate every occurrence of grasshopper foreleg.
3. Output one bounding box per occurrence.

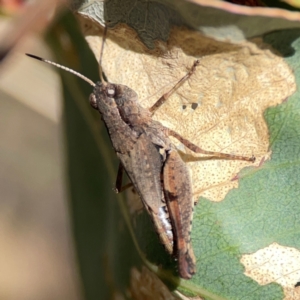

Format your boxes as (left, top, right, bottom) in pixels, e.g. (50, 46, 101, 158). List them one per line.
(114, 163, 133, 193)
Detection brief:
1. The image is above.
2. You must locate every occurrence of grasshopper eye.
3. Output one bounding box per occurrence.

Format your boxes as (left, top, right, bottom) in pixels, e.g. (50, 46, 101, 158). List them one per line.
(89, 93, 98, 109)
(107, 87, 115, 97)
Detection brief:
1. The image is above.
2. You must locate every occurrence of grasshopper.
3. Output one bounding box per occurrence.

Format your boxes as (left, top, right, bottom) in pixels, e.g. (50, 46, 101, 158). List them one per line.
(26, 28, 255, 279)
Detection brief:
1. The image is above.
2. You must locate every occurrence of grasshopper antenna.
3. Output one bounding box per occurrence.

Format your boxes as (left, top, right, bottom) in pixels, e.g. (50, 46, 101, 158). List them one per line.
(98, 26, 108, 84)
(25, 53, 96, 87)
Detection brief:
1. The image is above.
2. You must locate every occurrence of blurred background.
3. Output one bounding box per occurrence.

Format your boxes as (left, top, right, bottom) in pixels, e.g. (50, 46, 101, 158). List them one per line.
(0, 2, 82, 299)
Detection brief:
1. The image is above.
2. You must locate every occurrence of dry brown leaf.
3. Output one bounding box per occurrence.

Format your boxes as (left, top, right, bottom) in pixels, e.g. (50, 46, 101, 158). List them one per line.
(79, 18, 295, 204)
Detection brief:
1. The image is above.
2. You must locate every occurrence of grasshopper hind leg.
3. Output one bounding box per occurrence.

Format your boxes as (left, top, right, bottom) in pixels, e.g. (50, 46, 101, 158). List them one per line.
(163, 149, 196, 279)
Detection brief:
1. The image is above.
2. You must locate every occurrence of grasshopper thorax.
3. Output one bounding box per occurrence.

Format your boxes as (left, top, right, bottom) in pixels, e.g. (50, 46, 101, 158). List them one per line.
(91, 81, 152, 128)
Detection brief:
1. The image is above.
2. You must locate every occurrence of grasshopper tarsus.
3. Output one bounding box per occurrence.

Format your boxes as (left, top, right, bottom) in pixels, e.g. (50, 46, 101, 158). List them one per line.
(250, 155, 256, 163)
(191, 59, 200, 71)
(114, 183, 133, 194)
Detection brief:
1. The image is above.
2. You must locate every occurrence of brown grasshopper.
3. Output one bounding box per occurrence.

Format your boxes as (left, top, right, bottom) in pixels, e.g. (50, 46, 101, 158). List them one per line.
(26, 29, 255, 279)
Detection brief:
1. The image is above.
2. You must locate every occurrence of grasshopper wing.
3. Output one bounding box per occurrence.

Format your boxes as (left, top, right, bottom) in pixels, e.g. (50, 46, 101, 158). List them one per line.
(117, 133, 174, 254)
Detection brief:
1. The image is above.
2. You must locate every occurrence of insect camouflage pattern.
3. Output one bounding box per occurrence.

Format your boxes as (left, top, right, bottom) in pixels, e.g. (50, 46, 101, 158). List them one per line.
(26, 28, 255, 279)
